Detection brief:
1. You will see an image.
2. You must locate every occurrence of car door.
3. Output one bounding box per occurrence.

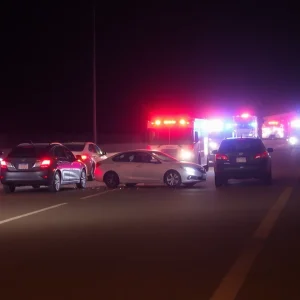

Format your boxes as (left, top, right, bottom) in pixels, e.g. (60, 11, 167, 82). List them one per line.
(132, 152, 162, 183)
(64, 147, 81, 181)
(54, 146, 70, 182)
(112, 152, 138, 182)
(88, 143, 99, 163)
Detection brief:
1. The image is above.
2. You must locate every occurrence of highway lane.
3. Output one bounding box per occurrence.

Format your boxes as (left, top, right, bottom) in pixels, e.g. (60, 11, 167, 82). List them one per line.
(0, 143, 299, 299)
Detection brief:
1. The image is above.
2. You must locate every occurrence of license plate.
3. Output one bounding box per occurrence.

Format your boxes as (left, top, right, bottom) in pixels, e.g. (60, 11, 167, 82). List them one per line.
(236, 157, 246, 163)
(18, 164, 28, 170)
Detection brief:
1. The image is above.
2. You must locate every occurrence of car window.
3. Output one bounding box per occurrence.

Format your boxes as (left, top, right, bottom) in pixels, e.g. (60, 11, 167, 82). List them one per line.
(219, 139, 265, 153)
(133, 152, 153, 163)
(63, 144, 85, 152)
(152, 151, 178, 162)
(54, 146, 67, 158)
(64, 148, 76, 161)
(8, 146, 50, 158)
(88, 144, 97, 153)
(95, 145, 103, 155)
(112, 152, 136, 162)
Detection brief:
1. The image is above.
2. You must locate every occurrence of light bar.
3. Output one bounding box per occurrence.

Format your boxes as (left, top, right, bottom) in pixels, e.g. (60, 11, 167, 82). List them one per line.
(268, 121, 278, 125)
(163, 120, 176, 124)
(241, 113, 250, 118)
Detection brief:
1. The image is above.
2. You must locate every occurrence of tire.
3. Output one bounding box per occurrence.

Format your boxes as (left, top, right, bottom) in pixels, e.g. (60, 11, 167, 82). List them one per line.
(184, 182, 197, 187)
(164, 170, 182, 187)
(103, 171, 120, 188)
(3, 185, 15, 193)
(32, 185, 40, 189)
(88, 164, 95, 181)
(215, 175, 224, 188)
(263, 171, 272, 185)
(49, 171, 61, 192)
(125, 183, 137, 187)
(76, 169, 87, 189)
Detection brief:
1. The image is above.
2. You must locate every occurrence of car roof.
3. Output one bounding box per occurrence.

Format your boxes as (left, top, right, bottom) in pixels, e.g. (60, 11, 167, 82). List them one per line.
(17, 142, 62, 147)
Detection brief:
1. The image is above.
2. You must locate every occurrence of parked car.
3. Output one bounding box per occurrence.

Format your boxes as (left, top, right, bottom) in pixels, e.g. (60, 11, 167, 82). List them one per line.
(63, 142, 107, 181)
(212, 137, 273, 187)
(0, 142, 87, 193)
(95, 149, 208, 188)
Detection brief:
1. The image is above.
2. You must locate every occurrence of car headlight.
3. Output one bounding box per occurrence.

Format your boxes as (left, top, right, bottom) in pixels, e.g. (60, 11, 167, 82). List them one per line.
(181, 150, 193, 160)
(209, 142, 218, 149)
(184, 167, 196, 175)
(289, 137, 297, 145)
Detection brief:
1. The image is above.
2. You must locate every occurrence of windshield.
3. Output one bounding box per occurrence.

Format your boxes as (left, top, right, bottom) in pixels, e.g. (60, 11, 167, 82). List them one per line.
(219, 139, 265, 153)
(64, 144, 85, 151)
(8, 146, 50, 158)
(152, 151, 178, 162)
(147, 128, 193, 145)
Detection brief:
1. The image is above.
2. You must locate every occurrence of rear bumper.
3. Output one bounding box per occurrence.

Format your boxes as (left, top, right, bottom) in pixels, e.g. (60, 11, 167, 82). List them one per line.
(1, 170, 52, 186)
(214, 168, 269, 180)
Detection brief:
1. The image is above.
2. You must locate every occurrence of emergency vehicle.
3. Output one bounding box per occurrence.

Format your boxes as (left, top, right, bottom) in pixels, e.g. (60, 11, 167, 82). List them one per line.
(288, 118, 300, 148)
(207, 119, 233, 165)
(262, 120, 284, 139)
(232, 113, 258, 138)
(146, 115, 209, 165)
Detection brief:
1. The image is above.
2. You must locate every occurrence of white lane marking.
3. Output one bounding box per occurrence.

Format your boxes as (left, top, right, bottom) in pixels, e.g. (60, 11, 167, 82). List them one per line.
(0, 203, 68, 225)
(209, 186, 293, 300)
(80, 189, 118, 200)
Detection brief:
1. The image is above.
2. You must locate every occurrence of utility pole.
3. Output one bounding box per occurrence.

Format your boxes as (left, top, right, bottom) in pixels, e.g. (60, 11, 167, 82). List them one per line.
(93, 4, 97, 144)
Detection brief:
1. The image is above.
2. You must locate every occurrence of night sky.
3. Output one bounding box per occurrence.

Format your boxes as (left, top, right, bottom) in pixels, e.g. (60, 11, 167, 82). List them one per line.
(3, 2, 300, 137)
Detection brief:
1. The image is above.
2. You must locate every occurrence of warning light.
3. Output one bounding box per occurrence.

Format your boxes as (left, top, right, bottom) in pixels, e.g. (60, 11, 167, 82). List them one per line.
(241, 113, 250, 118)
(154, 120, 161, 125)
(163, 120, 176, 124)
(268, 121, 278, 125)
(179, 119, 186, 125)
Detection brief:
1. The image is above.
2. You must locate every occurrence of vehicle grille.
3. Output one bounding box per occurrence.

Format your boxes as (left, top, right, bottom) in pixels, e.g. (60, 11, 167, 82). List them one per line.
(161, 149, 178, 158)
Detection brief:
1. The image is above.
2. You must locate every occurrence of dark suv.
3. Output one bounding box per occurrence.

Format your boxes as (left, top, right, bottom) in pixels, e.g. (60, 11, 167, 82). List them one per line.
(0, 142, 87, 193)
(212, 138, 273, 187)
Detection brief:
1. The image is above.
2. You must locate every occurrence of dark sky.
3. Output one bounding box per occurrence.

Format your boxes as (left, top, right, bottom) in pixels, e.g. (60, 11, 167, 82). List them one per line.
(2, 2, 300, 136)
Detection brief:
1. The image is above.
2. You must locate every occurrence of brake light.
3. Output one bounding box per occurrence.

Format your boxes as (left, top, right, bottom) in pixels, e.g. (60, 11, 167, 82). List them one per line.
(41, 159, 51, 167)
(216, 154, 229, 160)
(254, 151, 268, 159)
(81, 155, 88, 160)
(1, 160, 7, 168)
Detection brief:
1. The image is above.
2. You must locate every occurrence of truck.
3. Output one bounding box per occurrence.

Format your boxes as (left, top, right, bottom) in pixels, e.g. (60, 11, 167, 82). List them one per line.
(232, 113, 258, 138)
(146, 114, 209, 166)
(262, 120, 285, 139)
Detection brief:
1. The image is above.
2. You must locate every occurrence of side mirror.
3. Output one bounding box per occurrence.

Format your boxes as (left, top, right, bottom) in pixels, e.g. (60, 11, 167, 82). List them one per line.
(76, 155, 82, 160)
(203, 164, 209, 172)
(212, 150, 218, 155)
(102, 151, 107, 156)
(267, 147, 274, 153)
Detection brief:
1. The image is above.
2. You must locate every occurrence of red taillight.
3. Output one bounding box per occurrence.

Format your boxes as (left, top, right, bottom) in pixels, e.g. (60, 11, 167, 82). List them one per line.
(216, 154, 229, 160)
(254, 151, 268, 159)
(1, 160, 7, 168)
(81, 155, 88, 160)
(41, 159, 51, 167)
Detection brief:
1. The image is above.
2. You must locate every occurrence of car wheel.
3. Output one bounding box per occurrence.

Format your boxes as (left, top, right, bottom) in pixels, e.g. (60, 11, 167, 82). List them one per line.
(76, 169, 87, 189)
(125, 183, 137, 187)
(88, 164, 95, 181)
(263, 171, 272, 185)
(164, 170, 182, 187)
(49, 171, 61, 192)
(32, 185, 40, 189)
(104, 171, 120, 188)
(215, 175, 224, 188)
(184, 182, 197, 187)
(3, 185, 15, 193)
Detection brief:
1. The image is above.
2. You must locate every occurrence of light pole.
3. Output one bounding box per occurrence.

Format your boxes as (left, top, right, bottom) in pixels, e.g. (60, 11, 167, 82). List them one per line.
(93, 4, 97, 144)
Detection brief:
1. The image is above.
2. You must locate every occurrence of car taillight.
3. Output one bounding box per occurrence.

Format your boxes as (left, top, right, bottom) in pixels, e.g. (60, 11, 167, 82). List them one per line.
(216, 154, 229, 160)
(254, 151, 268, 159)
(0, 161, 13, 168)
(81, 155, 88, 160)
(41, 159, 51, 167)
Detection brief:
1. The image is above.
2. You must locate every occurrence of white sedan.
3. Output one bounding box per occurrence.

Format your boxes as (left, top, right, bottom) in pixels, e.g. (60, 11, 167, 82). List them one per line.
(95, 150, 208, 188)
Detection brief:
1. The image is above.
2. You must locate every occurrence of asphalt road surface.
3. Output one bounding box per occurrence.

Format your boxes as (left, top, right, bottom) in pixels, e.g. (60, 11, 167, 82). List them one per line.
(0, 140, 299, 300)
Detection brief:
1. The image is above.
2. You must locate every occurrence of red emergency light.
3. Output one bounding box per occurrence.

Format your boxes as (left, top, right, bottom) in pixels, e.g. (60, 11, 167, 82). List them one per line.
(151, 118, 189, 126)
(268, 121, 278, 125)
(163, 120, 176, 124)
